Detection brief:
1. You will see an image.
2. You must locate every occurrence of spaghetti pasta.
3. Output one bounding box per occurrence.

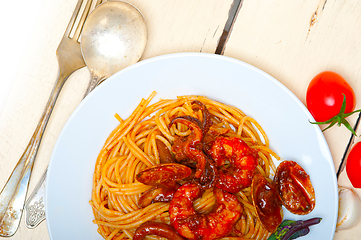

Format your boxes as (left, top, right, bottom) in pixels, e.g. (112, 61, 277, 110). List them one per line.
(90, 91, 280, 240)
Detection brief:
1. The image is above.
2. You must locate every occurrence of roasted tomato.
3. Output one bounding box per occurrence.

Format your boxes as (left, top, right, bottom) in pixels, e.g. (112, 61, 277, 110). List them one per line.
(274, 161, 315, 215)
(251, 173, 283, 232)
(306, 71, 360, 135)
(346, 141, 361, 188)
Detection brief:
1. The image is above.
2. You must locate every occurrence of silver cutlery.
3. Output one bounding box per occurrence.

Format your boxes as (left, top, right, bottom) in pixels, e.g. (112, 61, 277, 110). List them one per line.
(24, 0, 147, 229)
(0, 0, 100, 235)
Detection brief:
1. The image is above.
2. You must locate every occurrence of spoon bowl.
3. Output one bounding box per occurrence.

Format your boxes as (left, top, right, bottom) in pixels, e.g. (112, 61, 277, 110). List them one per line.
(81, 1, 147, 94)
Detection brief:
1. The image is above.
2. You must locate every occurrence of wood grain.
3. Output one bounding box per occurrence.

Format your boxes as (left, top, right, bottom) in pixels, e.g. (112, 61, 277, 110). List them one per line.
(225, 0, 361, 239)
(0, 0, 233, 239)
(1, 0, 361, 239)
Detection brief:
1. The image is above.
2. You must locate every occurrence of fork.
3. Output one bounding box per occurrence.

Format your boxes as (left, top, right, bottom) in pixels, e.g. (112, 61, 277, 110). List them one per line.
(0, 0, 100, 236)
(23, 0, 106, 230)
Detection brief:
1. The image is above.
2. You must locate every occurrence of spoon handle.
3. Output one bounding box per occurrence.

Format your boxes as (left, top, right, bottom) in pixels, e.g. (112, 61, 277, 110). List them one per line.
(0, 71, 68, 237)
(83, 73, 106, 97)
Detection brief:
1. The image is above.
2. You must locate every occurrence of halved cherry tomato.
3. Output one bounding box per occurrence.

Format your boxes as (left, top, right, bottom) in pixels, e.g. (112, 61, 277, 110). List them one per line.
(346, 141, 361, 188)
(306, 71, 360, 135)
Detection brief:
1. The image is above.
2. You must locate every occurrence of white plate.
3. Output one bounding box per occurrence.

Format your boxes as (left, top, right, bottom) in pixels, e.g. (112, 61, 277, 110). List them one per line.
(46, 53, 338, 240)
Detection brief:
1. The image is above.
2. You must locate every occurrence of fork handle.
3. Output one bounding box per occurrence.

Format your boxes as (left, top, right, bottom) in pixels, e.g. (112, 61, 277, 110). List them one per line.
(23, 73, 103, 229)
(24, 168, 47, 228)
(0, 71, 68, 237)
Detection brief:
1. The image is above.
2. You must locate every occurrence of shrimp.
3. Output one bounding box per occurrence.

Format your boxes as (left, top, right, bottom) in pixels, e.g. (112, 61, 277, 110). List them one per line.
(209, 137, 257, 193)
(137, 186, 176, 208)
(169, 182, 243, 240)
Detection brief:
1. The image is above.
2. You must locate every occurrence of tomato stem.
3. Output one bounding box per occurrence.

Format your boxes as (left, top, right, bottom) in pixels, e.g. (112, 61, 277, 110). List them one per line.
(310, 94, 361, 136)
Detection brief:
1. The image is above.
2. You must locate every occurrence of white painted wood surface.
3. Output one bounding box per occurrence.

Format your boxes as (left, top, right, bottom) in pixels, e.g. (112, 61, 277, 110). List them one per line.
(225, 1, 361, 239)
(0, 0, 232, 239)
(1, 0, 360, 239)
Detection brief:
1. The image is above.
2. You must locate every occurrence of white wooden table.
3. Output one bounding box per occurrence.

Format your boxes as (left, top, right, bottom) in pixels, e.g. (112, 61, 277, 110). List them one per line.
(0, 0, 360, 239)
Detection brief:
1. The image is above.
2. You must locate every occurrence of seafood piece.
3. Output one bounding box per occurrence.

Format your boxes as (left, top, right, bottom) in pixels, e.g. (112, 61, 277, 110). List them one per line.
(156, 139, 175, 163)
(136, 163, 192, 189)
(209, 137, 257, 193)
(136, 163, 192, 207)
(169, 116, 206, 178)
(274, 161, 315, 215)
(202, 126, 230, 149)
(138, 186, 176, 208)
(134, 222, 185, 240)
(251, 173, 283, 232)
(198, 156, 217, 190)
(169, 182, 243, 240)
(191, 100, 212, 134)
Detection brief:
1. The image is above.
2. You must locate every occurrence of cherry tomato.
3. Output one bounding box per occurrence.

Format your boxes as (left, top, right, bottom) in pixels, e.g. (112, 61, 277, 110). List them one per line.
(346, 141, 361, 188)
(306, 71, 356, 122)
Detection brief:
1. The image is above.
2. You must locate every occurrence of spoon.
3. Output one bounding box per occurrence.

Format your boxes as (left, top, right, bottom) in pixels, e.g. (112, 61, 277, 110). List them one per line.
(81, 0, 148, 95)
(23, 1, 147, 229)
